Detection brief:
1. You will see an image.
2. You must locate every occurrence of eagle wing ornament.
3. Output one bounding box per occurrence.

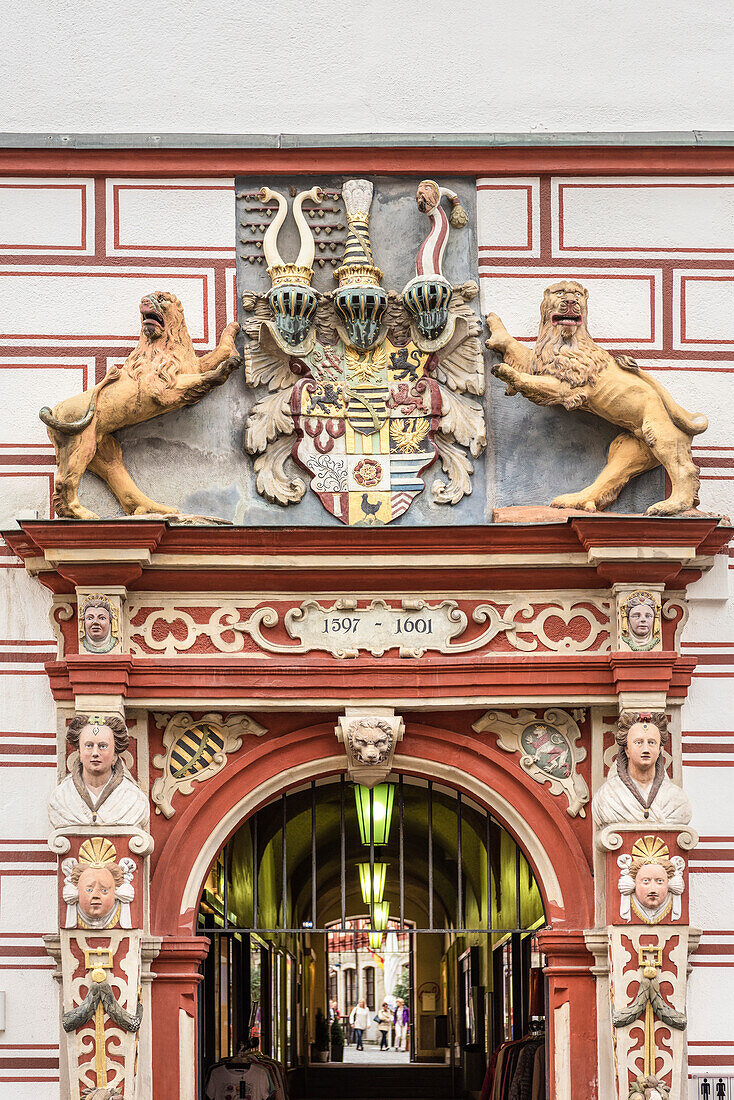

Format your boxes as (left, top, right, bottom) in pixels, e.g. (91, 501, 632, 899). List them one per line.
(242, 179, 486, 519)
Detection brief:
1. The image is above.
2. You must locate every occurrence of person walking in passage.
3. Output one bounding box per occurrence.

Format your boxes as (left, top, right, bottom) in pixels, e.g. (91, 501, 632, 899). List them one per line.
(377, 1002, 392, 1050)
(395, 999, 410, 1052)
(349, 999, 370, 1051)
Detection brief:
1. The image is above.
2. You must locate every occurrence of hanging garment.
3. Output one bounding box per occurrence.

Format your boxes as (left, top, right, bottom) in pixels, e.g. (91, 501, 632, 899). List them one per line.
(508, 1038, 544, 1100)
(205, 1061, 273, 1100)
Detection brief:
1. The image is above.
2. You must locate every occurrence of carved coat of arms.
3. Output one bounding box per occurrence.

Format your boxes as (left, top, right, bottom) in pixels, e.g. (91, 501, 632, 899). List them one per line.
(242, 178, 485, 525)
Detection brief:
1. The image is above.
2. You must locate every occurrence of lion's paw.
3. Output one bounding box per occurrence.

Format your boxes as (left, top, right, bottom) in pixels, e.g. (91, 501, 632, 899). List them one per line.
(550, 493, 598, 512)
(646, 497, 693, 516)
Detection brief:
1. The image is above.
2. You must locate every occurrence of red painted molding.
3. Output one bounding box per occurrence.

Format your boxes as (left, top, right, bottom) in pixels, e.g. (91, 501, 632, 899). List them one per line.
(65, 654, 134, 696)
(4, 516, 731, 596)
(46, 651, 695, 702)
(153, 935, 210, 981)
(1, 146, 734, 178)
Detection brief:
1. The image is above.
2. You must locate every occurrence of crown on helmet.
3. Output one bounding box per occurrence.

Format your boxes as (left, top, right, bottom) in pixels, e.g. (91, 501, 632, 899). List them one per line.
(260, 186, 322, 346)
(333, 179, 387, 349)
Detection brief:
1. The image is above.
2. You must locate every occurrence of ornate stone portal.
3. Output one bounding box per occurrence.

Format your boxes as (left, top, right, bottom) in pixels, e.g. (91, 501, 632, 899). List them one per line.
(2, 174, 726, 1100)
(4, 514, 723, 1100)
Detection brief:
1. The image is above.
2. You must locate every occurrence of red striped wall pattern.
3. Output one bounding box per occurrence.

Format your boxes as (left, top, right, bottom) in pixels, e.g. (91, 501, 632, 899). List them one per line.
(1, 171, 733, 1094)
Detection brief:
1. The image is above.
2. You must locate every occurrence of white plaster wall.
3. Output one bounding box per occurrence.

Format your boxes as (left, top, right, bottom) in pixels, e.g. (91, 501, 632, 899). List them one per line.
(0, 0, 732, 135)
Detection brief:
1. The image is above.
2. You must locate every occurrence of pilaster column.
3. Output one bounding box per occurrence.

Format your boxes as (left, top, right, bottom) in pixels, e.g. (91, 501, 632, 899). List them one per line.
(537, 929, 597, 1100)
(151, 935, 210, 1100)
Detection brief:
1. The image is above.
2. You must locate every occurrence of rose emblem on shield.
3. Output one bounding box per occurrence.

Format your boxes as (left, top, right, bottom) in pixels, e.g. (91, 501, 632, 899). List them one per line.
(354, 458, 383, 488)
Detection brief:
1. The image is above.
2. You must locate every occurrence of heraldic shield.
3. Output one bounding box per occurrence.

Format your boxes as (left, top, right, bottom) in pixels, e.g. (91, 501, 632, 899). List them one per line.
(291, 338, 442, 525)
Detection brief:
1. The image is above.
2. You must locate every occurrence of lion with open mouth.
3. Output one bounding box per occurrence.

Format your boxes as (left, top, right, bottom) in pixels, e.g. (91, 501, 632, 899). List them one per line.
(486, 280, 707, 515)
(40, 292, 240, 520)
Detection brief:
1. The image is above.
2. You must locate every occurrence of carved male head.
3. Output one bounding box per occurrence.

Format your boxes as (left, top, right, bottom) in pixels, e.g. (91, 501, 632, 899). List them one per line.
(67, 713, 129, 787)
(616, 712, 669, 779)
(632, 862, 672, 910)
(416, 179, 441, 214)
(349, 719, 393, 766)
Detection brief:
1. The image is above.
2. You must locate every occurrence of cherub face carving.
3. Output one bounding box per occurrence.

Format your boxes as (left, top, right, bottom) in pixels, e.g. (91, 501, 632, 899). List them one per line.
(634, 862, 670, 909)
(77, 866, 118, 922)
(349, 721, 392, 765)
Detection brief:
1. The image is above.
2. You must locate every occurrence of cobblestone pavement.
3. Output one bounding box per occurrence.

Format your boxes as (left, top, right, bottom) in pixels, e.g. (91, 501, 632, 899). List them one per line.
(341, 1042, 410, 1064)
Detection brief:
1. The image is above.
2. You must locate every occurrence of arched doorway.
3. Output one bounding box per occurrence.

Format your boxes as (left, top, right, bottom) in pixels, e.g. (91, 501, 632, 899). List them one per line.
(196, 775, 548, 1098)
(149, 722, 596, 1100)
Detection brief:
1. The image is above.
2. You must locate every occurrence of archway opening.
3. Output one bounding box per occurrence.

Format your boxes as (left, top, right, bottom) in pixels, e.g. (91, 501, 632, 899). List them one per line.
(197, 773, 548, 1098)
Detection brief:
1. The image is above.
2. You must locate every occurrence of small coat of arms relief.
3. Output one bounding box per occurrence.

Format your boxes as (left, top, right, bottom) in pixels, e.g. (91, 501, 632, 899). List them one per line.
(241, 178, 485, 525)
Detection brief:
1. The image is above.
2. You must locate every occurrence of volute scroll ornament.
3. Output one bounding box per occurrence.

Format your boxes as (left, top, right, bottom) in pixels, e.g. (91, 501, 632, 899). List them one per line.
(243, 177, 485, 524)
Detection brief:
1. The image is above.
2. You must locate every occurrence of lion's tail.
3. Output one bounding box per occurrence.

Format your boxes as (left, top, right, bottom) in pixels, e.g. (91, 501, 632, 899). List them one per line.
(39, 368, 120, 436)
(615, 355, 708, 436)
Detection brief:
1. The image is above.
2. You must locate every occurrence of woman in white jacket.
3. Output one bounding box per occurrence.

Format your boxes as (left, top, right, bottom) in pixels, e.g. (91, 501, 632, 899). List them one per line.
(349, 999, 370, 1051)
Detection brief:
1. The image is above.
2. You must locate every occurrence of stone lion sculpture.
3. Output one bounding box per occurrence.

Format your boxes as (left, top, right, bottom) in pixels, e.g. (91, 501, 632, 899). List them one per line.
(40, 292, 240, 519)
(486, 280, 707, 515)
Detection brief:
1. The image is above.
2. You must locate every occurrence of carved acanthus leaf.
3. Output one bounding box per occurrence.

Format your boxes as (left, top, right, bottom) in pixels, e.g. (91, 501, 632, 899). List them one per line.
(245, 388, 295, 455)
(432, 284, 484, 396)
(384, 291, 412, 346)
(243, 339, 297, 393)
(438, 388, 486, 457)
(431, 434, 474, 505)
(254, 433, 306, 506)
(240, 292, 271, 334)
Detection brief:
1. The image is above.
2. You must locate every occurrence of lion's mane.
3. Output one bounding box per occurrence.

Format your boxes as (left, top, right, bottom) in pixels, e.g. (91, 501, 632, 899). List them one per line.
(125, 293, 193, 388)
(529, 294, 611, 389)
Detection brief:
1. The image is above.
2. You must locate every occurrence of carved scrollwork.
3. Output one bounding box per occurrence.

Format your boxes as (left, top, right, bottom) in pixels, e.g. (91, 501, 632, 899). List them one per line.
(473, 707, 590, 817)
(596, 822, 699, 853)
(129, 593, 612, 660)
(662, 593, 689, 651)
(50, 598, 75, 659)
(49, 826, 154, 858)
(151, 712, 267, 818)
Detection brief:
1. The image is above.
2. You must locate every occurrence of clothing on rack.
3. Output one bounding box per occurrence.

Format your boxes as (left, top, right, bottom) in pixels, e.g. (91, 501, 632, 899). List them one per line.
(204, 1049, 289, 1100)
(205, 1061, 272, 1100)
(480, 1032, 545, 1100)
